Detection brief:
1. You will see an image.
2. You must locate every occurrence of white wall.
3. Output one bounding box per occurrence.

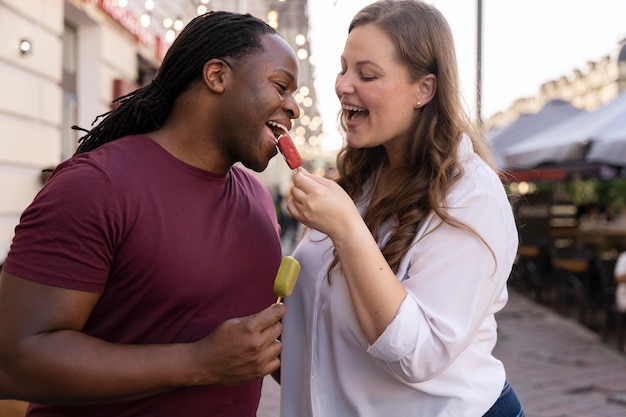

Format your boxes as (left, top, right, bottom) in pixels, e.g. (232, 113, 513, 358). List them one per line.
(0, 0, 64, 262)
(0, 0, 147, 263)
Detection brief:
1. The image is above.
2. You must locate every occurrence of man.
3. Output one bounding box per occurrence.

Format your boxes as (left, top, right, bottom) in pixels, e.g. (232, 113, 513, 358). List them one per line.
(0, 11, 298, 416)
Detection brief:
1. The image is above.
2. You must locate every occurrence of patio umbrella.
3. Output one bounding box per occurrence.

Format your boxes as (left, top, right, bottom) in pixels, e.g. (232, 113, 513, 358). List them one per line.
(504, 91, 626, 170)
(489, 99, 583, 168)
(585, 108, 626, 166)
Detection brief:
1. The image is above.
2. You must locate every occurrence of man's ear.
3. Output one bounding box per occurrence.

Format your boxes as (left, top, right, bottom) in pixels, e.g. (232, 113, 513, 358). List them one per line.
(414, 74, 437, 108)
(202, 59, 230, 94)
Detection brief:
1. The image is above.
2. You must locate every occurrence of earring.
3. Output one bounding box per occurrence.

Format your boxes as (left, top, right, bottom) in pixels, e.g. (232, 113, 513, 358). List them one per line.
(416, 101, 421, 108)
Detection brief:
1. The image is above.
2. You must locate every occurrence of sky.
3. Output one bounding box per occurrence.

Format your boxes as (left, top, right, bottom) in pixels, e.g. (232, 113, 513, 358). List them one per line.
(306, 0, 626, 150)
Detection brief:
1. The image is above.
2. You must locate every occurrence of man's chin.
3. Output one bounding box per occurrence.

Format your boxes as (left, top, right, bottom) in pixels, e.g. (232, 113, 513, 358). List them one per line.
(241, 160, 270, 173)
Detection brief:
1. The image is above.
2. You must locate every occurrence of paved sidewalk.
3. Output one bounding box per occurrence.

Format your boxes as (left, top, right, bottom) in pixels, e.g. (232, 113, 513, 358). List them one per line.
(258, 289, 626, 417)
(493, 290, 626, 417)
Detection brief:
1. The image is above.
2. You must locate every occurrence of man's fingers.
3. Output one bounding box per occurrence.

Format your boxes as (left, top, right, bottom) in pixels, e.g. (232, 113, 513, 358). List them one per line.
(246, 303, 286, 330)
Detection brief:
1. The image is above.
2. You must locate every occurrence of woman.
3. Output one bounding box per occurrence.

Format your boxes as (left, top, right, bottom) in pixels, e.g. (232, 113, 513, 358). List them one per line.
(280, 1, 524, 416)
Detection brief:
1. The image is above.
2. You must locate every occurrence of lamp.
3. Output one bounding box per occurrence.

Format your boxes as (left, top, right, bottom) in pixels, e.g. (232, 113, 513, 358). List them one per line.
(19, 39, 32, 55)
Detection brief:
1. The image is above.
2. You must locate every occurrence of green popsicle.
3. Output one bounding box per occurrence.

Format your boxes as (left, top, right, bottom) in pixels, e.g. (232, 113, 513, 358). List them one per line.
(273, 256, 301, 304)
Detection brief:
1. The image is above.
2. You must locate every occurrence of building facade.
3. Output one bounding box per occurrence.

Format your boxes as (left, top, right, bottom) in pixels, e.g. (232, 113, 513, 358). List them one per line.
(486, 38, 626, 129)
(0, 0, 323, 262)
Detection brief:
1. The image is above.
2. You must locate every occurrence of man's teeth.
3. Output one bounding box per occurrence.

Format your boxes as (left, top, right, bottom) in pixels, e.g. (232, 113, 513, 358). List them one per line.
(267, 121, 289, 138)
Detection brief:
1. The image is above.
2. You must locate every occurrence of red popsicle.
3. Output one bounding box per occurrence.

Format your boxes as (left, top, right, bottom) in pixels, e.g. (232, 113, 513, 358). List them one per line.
(277, 134, 302, 169)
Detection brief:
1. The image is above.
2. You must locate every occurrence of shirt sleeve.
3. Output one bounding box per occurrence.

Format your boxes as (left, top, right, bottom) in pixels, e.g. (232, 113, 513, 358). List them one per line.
(367, 167, 518, 383)
(3, 158, 118, 292)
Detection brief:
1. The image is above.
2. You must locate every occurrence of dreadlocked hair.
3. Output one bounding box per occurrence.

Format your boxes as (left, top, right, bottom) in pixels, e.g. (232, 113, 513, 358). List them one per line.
(74, 11, 276, 154)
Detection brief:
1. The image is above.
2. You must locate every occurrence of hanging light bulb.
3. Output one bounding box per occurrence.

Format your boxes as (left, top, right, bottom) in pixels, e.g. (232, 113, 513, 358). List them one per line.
(197, 4, 207, 14)
(163, 17, 173, 28)
(267, 10, 278, 29)
(297, 48, 308, 60)
(144, 0, 155, 11)
(173, 17, 184, 31)
(166, 29, 176, 43)
(140, 13, 151, 28)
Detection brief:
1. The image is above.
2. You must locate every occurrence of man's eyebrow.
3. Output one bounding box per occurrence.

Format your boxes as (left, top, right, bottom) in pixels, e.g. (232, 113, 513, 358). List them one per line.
(275, 69, 297, 83)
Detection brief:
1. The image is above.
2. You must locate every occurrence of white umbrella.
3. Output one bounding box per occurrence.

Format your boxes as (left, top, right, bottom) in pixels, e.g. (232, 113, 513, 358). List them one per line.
(504, 91, 626, 170)
(585, 109, 626, 165)
(489, 100, 582, 168)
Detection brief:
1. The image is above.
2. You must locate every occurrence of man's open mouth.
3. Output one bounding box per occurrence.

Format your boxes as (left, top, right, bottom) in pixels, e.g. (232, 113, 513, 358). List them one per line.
(267, 121, 289, 139)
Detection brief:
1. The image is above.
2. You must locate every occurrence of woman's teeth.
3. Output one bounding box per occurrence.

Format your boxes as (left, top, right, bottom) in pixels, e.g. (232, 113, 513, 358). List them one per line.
(342, 104, 368, 120)
(343, 104, 367, 112)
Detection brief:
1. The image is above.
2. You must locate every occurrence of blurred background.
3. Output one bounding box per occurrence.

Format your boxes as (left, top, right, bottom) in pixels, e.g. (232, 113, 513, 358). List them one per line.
(3, 2, 626, 416)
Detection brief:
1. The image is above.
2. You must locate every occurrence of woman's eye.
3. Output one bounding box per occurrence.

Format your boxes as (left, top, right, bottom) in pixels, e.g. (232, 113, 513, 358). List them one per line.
(361, 74, 376, 81)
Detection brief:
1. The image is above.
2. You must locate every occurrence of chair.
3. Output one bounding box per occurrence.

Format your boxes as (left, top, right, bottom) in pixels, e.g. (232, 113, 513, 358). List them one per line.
(513, 243, 555, 304)
(595, 254, 626, 352)
(551, 247, 597, 326)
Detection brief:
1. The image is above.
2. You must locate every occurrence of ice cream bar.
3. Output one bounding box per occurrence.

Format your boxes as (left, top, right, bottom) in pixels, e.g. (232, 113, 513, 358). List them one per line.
(277, 134, 302, 170)
(273, 255, 301, 304)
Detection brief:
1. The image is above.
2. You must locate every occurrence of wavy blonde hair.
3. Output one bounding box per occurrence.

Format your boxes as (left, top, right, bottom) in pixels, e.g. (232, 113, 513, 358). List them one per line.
(329, 0, 497, 277)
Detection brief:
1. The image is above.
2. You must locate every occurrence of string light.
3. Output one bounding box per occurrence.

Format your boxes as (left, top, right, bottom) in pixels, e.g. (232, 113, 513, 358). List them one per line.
(173, 17, 184, 31)
(140, 13, 151, 27)
(267, 10, 278, 29)
(165, 29, 176, 43)
(297, 48, 308, 60)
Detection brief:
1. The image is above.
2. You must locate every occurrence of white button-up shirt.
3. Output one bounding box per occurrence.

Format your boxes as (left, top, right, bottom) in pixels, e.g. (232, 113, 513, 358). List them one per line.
(280, 136, 519, 417)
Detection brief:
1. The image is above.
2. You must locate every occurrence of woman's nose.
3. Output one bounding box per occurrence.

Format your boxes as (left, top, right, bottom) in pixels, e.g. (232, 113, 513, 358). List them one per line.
(335, 73, 355, 97)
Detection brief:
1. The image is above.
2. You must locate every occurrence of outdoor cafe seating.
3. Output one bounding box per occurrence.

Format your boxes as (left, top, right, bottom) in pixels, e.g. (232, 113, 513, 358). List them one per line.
(512, 229, 626, 352)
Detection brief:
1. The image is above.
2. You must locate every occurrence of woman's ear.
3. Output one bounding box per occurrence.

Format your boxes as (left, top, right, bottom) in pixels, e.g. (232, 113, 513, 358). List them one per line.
(202, 59, 229, 94)
(414, 74, 437, 108)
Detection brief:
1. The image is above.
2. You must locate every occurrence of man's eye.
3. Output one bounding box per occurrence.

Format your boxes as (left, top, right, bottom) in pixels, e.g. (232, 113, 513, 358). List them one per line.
(275, 82, 287, 92)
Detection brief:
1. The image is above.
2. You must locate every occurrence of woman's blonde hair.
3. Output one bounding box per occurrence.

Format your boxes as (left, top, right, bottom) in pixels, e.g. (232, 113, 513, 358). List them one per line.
(331, 0, 497, 276)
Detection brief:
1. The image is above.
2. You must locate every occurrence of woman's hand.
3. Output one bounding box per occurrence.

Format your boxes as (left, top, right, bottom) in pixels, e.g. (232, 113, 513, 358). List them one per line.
(287, 169, 407, 343)
(287, 169, 361, 240)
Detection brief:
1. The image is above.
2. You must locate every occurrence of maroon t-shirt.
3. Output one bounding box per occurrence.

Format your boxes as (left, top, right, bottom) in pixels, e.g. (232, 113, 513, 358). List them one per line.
(4, 135, 282, 417)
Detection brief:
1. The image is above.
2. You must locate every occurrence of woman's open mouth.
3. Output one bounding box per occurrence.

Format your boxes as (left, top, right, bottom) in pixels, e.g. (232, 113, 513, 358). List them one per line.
(343, 104, 369, 121)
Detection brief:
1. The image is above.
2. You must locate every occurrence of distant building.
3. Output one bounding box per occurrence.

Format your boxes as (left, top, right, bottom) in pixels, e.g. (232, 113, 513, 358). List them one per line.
(485, 37, 626, 130)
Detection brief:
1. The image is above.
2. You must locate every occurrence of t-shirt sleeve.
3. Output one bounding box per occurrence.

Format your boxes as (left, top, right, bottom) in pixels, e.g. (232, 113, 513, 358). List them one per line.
(3, 159, 118, 293)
